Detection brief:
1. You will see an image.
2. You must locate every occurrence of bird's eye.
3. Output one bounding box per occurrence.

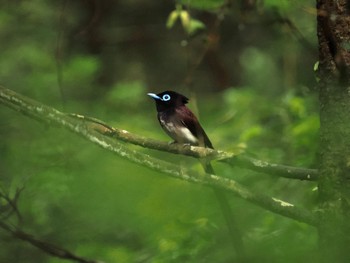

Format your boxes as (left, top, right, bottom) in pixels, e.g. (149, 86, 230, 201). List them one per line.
(162, 94, 171, 101)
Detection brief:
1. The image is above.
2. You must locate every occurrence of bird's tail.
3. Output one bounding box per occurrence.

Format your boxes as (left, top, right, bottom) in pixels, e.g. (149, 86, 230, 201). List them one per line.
(201, 161, 246, 261)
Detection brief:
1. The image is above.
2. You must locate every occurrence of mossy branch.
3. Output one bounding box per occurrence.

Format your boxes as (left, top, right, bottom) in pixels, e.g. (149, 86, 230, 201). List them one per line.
(0, 86, 318, 226)
(69, 114, 318, 181)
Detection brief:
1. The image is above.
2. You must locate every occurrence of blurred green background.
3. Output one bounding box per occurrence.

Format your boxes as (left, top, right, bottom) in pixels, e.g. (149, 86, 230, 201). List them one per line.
(0, 0, 319, 262)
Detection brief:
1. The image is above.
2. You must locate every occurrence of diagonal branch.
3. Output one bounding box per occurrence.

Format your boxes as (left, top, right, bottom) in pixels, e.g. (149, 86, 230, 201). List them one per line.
(0, 220, 102, 263)
(69, 114, 318, 181)
(0, 86, 317, 226)
(0, 186, 24, 221)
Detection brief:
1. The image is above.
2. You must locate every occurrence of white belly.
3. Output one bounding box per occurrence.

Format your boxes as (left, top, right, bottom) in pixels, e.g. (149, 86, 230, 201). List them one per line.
(160, 118, 198, 144)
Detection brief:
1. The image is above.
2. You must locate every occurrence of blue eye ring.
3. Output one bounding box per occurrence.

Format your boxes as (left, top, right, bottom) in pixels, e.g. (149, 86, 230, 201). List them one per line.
(162, 94, 171, 101)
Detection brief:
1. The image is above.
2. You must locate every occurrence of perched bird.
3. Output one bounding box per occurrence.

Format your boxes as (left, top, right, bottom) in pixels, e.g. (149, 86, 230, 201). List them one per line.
(147, 91, 213, 149)
(148, 90, 245, 257)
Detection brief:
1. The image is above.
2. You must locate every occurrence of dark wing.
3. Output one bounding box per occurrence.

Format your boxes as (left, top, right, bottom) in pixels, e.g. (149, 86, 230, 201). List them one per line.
(176, 106, 214, 149)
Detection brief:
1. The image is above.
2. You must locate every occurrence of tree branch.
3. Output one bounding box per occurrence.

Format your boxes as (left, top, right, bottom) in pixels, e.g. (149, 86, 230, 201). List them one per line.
(0, 186, 23, 221)
(0, 220, 102, 263)
(0, 86, 318, 226)
(69, 114, 318, 181)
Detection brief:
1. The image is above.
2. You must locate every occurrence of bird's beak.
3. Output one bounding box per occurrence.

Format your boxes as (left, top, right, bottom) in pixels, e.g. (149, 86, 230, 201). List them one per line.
(147, 93, 162, 101)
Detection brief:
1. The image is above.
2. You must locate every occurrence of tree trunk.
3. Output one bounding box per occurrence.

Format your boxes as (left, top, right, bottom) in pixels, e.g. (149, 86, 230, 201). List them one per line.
(317, 0, 350, 261)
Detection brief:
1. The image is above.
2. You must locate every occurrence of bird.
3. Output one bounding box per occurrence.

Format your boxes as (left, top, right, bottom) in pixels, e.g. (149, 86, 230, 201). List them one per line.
(147, 90, 245, 257)
(147, 90, 213, 149)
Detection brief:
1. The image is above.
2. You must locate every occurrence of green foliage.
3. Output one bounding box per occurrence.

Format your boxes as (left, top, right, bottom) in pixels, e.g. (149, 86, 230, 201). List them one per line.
(63, 56, 100, 97)
(151, 218, 216, 262)
(217, 88, 319, 166)
(106, 81, 146, 105)
(0, 0, 319, 262)
(166, 5, 206, 35)
(0, 85, 319, 262)
(179, 0, 226, 10)
(264, 0, 291, 11)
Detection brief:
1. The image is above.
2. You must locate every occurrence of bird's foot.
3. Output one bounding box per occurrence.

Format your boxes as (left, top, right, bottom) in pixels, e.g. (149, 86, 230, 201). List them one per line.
(168, 141, 191, 148)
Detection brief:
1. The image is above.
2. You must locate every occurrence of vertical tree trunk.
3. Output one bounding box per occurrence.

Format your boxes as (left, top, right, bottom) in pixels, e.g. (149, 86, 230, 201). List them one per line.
(317, 0, 350, 261)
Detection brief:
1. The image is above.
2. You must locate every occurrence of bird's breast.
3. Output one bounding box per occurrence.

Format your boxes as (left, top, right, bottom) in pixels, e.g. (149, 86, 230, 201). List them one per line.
(158, 112, 198, 145)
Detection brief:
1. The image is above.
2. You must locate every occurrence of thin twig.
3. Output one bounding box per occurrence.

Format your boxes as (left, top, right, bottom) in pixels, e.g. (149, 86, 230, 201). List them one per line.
(55, 0, 68, 104)
(0, 186, 23, 222)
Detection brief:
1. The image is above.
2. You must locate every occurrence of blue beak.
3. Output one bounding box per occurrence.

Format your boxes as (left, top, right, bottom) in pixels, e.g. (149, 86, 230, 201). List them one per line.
(147, 93, 162, 101)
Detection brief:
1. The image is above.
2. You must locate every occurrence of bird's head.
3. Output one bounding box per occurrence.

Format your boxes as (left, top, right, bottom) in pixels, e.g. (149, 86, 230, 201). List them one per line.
(147, 91, 189, 111)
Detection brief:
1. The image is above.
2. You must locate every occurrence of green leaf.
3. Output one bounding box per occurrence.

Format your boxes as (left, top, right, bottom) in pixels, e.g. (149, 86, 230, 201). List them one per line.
(180, 10, 191, 29)
(187, 18, 206, 35)
(166, 10, 179, 29)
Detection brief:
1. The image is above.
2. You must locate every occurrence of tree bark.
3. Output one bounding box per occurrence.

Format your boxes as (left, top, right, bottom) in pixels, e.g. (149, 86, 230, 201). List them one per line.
(317, 0, 350, 261)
